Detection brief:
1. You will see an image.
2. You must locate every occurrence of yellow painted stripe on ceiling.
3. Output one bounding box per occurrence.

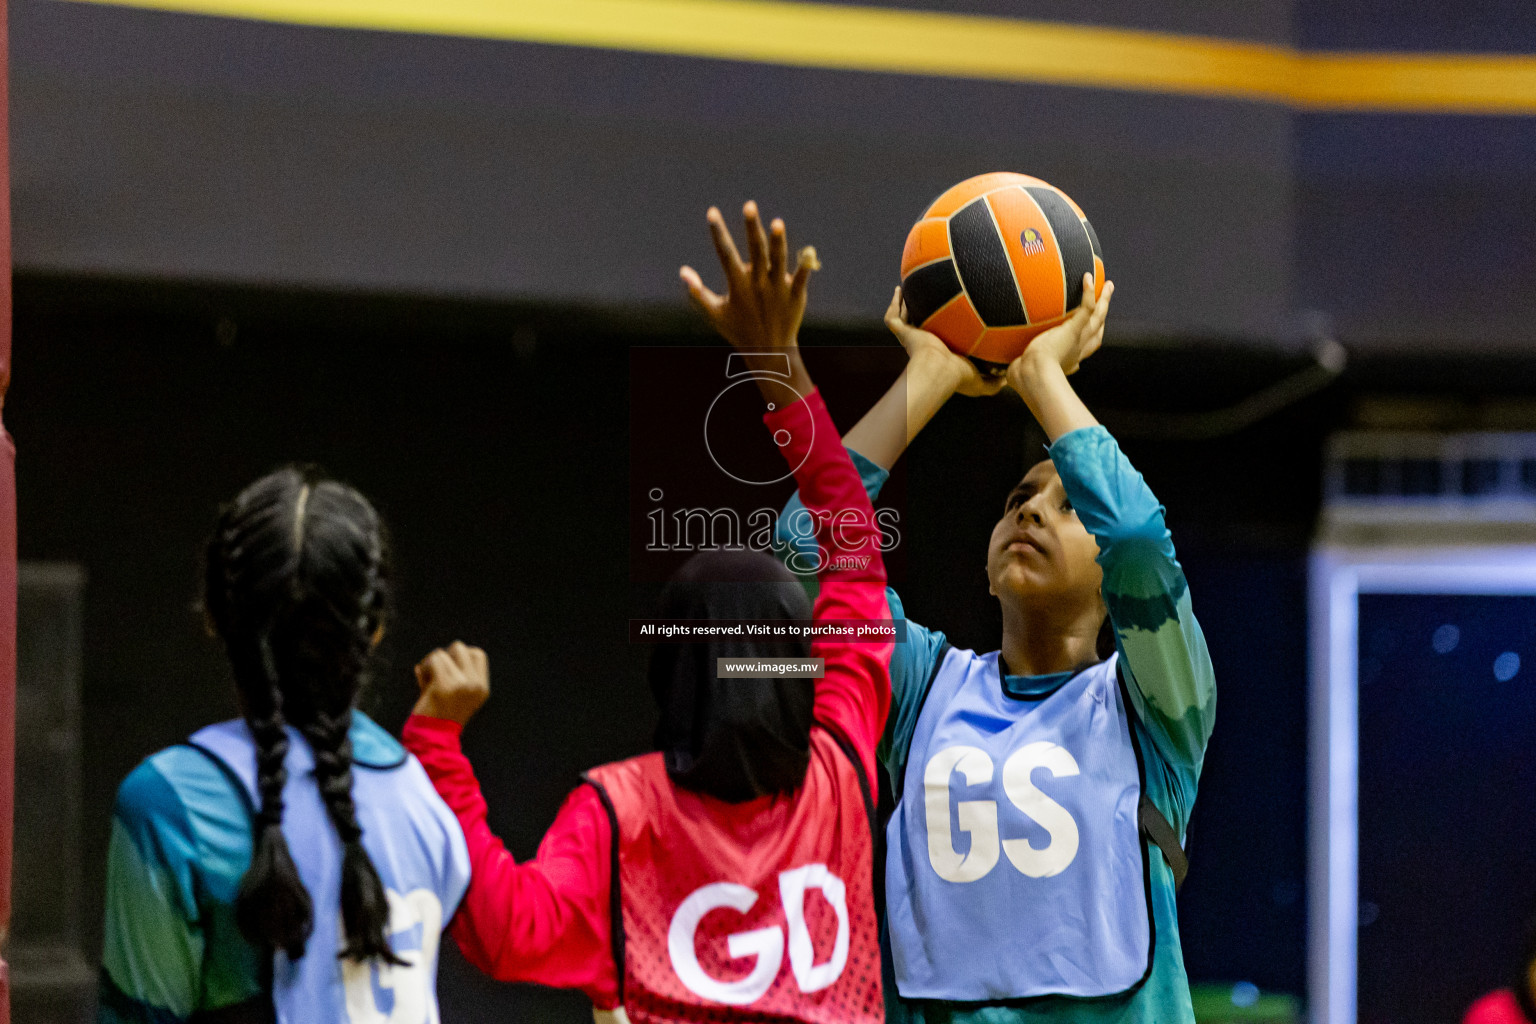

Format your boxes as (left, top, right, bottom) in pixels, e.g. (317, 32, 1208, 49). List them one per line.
(57, 0, 1536, 115)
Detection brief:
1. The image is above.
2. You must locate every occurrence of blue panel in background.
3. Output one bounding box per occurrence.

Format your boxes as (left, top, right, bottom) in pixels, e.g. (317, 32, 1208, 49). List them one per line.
(1175, 555, 1309, 998)
(1356, 594, 1536, 1024)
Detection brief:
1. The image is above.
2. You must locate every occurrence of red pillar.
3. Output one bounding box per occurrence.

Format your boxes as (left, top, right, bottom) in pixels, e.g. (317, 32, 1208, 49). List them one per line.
(0, 0, 15, 1018)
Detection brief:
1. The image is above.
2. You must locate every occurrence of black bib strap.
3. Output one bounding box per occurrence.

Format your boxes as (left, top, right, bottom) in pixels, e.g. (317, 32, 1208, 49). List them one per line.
(820, 724, 877, 837)
(1115, 660, 1191, 893)
(581, 775, 626, 1006)
(1137, 794, 1188, 891)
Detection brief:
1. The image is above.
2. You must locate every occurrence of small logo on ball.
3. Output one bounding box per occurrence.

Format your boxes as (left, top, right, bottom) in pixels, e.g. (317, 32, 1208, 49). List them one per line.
(1020, 229, 1045, 256)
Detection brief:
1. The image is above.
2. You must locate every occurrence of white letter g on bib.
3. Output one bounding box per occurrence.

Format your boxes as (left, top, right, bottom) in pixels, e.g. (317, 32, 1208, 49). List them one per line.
(668, 882, 783, 1005)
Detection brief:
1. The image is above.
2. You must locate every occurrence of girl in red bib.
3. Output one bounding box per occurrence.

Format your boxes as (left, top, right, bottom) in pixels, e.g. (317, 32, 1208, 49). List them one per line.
(402, 203, 892, 1023)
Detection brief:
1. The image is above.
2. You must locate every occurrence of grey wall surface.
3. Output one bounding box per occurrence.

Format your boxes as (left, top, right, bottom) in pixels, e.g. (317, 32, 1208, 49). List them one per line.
(14, 0, 1535, 350)
(1295, 113, 1536, 351)
(11, 0, 1297, 342)
(1291, 1, 1536, 352)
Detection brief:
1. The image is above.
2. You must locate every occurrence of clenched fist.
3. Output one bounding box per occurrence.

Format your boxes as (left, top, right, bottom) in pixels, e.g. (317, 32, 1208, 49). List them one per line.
(412, 641, 490, 726)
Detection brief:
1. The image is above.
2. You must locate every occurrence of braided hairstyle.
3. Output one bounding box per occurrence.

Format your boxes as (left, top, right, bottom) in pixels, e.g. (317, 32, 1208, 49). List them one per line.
(204, 466, 403, 964)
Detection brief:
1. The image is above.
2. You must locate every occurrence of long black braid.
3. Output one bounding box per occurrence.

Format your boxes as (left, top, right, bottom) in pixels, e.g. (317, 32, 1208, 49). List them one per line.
(204, 466, 402, 964)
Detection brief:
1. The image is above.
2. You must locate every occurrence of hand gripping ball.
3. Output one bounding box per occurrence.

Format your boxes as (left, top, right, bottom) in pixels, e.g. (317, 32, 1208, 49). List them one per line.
(900, 172, 1105, 373)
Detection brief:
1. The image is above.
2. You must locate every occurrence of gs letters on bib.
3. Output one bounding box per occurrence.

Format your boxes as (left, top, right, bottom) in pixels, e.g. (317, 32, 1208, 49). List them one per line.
(886, 647, 1174, 1002)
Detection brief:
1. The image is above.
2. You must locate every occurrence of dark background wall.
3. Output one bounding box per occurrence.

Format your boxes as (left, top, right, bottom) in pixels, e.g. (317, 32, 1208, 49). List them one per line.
(15, 0, 1536, 364)
(1294, 0, 1536, 51)
(16, 0, 1536, 355)
(1288, 0, 1536, 350)
(1293, 113, 1536, 349)
(18, 271, 1536, 1019)
(7, 0, 1297, 342)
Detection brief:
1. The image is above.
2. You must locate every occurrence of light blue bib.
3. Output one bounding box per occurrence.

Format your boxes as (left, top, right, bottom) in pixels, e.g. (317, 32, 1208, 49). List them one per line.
(190, 715, 470, 1024)
(885, 647, 1152, 1002)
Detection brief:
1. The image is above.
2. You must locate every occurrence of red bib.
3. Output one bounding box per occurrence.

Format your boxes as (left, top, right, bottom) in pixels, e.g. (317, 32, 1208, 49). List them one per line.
(584, 727, 882, 1024)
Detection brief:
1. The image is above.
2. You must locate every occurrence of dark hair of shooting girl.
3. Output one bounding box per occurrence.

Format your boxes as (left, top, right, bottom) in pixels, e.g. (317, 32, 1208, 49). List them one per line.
(202, 465, 402, 964)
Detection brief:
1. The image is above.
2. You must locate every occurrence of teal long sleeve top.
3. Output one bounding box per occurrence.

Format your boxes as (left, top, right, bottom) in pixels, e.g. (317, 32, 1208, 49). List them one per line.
(97, 715, 409, 1023)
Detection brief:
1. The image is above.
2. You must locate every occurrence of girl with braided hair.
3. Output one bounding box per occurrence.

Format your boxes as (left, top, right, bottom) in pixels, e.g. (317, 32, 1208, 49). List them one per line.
(98, 468, 470, 1024)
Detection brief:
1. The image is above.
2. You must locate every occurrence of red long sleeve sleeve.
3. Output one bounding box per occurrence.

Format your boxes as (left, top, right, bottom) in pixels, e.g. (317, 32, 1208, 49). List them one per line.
(764, 389, 893, 790)
(401, 715, 620, 1009)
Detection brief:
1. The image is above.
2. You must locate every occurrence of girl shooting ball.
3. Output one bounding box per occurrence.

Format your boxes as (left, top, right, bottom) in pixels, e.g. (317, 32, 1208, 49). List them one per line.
(780, 272, 1217, 1024)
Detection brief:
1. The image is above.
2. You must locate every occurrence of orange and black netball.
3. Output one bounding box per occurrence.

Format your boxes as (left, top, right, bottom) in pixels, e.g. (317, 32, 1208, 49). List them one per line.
(900, 172, 1105, 373)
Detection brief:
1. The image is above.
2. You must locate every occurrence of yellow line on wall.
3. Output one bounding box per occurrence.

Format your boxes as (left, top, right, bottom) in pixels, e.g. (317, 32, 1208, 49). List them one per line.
(1301, 51, 1536, 114)
(57, 0, 1536, 115)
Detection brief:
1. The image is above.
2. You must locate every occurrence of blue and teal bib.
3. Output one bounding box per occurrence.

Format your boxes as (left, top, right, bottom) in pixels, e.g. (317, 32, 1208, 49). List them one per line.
(189, 716, 470, 1024)
(885, 647, 1153, 1002)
